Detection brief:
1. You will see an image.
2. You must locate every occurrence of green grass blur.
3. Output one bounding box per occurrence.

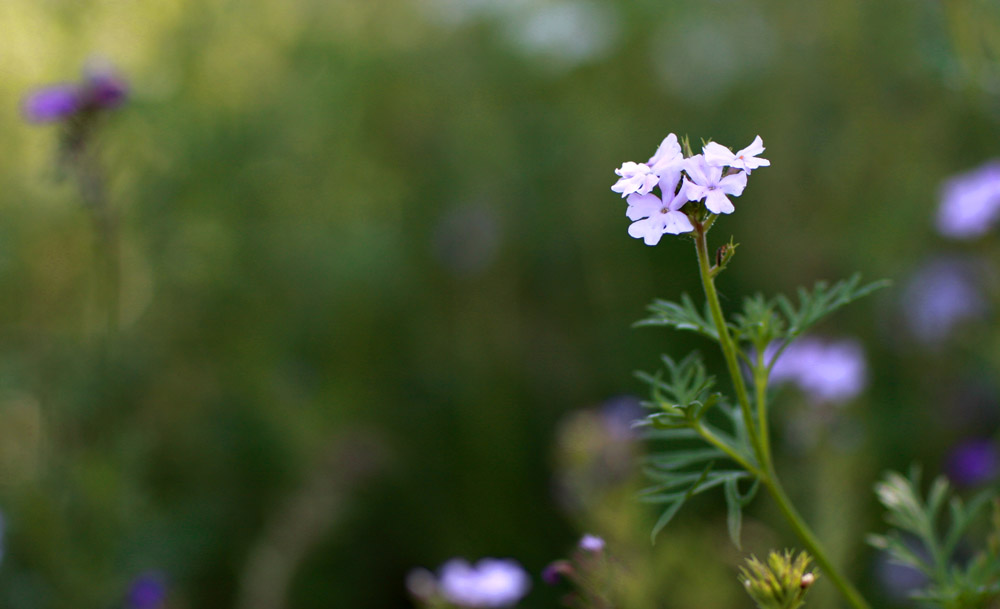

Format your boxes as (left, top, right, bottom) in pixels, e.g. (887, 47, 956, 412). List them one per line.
(0, 0, 999, 607)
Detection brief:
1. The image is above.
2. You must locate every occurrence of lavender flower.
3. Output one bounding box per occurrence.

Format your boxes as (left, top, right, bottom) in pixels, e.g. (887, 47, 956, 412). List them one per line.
(437, 558, 531, 607)
(945, 439, 999, 487)
(126, 571, 167, 609)
(936, 160, 1000, 239)
(769, 337, 867, 405)
(22, 61, 127, 123)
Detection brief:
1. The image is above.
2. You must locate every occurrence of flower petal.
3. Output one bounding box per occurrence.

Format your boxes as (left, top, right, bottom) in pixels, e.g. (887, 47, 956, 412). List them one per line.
(705, 190, 735, 215)
(648, 133, 682, 174)
(628, 217, 665, 245)
(703, 142, 735, 167)
(625, 193, 662, 220)
(737, 135, 765, 158)
(663, 210, 694, 234)
(719, 171, 748, 196)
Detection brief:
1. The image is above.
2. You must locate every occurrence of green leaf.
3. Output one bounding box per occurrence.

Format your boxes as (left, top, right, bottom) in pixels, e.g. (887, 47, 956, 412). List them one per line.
(645, 448, 724, 471)
(774, 274, 889, 341)
(637, 293, 719, 341)
(724, 477, 760, 550)
(650, 464, 713, 543)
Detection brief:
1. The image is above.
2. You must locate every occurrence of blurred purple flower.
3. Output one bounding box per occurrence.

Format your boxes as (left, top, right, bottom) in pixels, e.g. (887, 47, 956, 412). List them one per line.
(541, 559, 573, 585)
(438, 558, 531, 608)
(902, 258, 986, 344)
(599, 394, 643, 442)
(769, 337, 867, 404)
(22, 61, 128, 124)
(945, 439, 999, 487)
(22, 84, 82, 122)
(126, 570, 167, 609)
(578, 534, 605, 552)
(875, 550, 928, 601)
(937, 161, 1000, 239)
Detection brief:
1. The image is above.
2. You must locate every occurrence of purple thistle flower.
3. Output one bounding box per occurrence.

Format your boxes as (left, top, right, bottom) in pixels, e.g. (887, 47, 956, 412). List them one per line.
(945, 439, 999, 487)
(22, 60, 128, 124)
(126, 571, 167, 609)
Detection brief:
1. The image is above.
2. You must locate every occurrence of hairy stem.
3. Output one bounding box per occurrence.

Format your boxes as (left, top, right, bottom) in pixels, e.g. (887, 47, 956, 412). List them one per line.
(693, 226, 762, 464)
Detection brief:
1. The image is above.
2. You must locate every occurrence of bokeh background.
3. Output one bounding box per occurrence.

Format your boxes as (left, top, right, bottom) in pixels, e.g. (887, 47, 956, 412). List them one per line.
(1, 0, 999, 607)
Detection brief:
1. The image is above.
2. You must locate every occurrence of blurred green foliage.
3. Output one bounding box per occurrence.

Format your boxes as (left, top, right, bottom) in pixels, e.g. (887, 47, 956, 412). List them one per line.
(0, 0, 998, 607)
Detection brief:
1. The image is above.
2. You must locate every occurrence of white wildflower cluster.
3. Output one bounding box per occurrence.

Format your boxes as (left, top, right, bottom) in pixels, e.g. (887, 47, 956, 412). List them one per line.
(612, 134, 769, 245)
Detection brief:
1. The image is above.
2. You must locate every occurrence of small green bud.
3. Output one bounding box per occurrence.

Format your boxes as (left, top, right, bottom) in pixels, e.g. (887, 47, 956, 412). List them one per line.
(738, 550, 818, 609)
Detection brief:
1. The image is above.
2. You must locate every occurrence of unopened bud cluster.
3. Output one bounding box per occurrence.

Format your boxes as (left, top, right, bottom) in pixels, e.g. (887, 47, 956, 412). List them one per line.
(739, 550, 818, 609)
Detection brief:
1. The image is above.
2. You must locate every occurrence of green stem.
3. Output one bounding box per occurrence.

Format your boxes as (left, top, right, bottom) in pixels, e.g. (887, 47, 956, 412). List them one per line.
(693, 226, 762, 465)
(753, 349, 772, 466)
(764, 474, 872, 609)
(693, 421, 763, 479)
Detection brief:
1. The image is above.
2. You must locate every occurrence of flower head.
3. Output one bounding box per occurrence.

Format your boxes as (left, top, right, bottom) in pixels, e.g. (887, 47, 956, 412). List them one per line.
(683, 154, 747, 215)
(703, 135, 770, 173)
(612, 132, 765, 244)
(438, 558, 531, 608)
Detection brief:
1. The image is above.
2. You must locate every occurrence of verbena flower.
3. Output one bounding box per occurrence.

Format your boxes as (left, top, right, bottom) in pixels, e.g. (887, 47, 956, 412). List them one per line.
(22, 61, 127, 123)
(626, 174, 695, 244)
(769, 337, 867, 405)
(703, 135, 770, 173)
(683, 154, 747, 215)
(613, 133, 766, 244)
(438, 558, 531, 608)
(936, 160, 1000, 239)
